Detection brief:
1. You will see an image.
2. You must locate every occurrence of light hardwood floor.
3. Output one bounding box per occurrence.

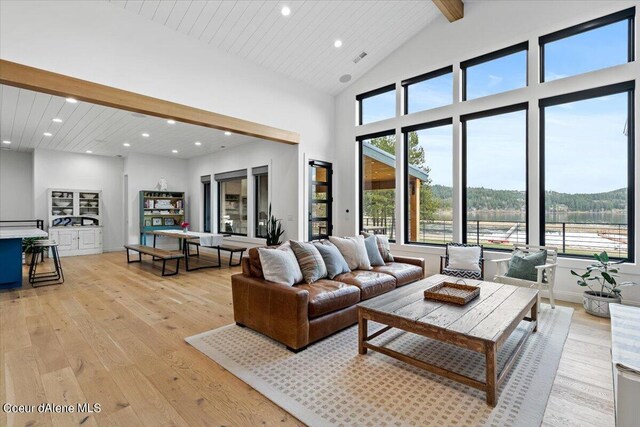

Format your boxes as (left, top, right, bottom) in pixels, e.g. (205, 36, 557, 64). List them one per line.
(1, 252, 614, 427)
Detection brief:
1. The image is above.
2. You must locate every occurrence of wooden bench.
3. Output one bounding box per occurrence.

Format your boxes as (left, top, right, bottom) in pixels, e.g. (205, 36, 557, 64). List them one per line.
(186, 241, 247, 267)
(124, 244, 183, 276)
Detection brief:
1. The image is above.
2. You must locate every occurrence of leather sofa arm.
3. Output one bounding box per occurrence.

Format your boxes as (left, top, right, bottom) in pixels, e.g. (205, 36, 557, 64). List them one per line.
(393, 255, 427, 277)
(231, 274, 310, 350)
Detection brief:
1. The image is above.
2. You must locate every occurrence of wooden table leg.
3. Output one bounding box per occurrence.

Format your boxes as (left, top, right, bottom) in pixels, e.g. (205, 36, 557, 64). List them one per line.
(532, 299, 538, 333)
(358, 312, 368, 355)
(485, 342, 497, 406)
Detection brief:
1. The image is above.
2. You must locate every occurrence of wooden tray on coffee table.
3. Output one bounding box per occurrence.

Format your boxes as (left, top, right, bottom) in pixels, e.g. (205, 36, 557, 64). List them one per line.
(424, 281, 480, 305)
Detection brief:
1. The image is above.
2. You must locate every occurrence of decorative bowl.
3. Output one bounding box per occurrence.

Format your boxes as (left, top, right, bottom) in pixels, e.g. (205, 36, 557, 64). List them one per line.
(80, 201, 88, 207)
(52, 192, 63, 197)
(52, 210, 61, 215)
(54, 201, 71, 207)
(90, 201, 98, 207)
(62, 208, 73, 214)
(82, 193, 97, 199)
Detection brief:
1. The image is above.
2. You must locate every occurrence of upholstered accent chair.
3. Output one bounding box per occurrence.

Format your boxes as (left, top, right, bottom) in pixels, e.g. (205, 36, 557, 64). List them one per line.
(439, 242, 484, 280)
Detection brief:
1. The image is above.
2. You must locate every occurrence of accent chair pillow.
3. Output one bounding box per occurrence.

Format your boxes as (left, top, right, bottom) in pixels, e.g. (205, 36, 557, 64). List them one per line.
(448, 245, 482, 272)
(364, 235, 385, 266)
(329, 235, 372, 271)
(361, 232, 394, 262)
(313, 241, 351, 279)
(290, 240, 327, 283)
(257, 245, 304, 286)
(506, 250, 547, 282)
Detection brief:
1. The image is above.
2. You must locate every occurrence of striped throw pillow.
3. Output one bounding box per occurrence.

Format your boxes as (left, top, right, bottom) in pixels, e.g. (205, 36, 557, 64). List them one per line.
(290, 241, 327, 283)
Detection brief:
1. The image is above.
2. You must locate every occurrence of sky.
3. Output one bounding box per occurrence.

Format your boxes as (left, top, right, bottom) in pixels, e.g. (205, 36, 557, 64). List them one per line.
(361, 19, 630, 195)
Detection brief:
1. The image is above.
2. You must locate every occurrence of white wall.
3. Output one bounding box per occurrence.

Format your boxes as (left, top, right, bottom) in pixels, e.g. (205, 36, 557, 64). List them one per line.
(123, 153, 188, 246)
(188, 140, 298, 246)
(0, 0, 335, 241)
(33, 149, 124, 252)
(0, 150, 34, 220)
(334, 0, 640, 305)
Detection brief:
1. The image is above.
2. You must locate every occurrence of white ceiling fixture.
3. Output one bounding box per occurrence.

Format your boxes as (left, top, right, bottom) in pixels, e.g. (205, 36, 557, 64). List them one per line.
(172, 149, 178, 153)
(107, 1, 441, 95)
(167, 119, 176, 124)
(65, 97, 77, 104)
(224, 131, 231, 136)
(194, 141, 202, 146)
(141, 133, 150, 137)
(281, 6, 291, 17)
(85, 150, 93, 154)
(2, 140, 10, 144)
(0, 84, 264, 158)
(52, 118, 63, 123)
(43, 132, 52, 137)
(334, 39, 343, 48)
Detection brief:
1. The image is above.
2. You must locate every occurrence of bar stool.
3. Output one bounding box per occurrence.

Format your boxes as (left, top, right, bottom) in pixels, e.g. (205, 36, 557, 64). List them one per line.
(28, 240, 64, 287)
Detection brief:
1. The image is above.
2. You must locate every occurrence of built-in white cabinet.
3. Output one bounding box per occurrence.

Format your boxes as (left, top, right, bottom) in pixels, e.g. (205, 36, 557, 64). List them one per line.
(47, 188, 103, 257)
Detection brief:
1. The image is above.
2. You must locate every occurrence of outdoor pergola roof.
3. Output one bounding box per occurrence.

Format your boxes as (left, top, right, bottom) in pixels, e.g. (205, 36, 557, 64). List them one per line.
(362, 142, 429, 186)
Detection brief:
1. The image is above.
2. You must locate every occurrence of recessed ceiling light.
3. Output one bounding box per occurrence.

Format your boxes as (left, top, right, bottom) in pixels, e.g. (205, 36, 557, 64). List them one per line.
(334, 39, 343, 48)
(86, 150, 93, 154)
(339, 74, 352, 83)
(43, 132, 52, 137)
(141, 133, 150, 137)
(65, 97, 78, 104)
(172, 149, 178, 153)
(194, 141, 202, 146)
(224, 131, 231, 136)
(167, 119, 176, 124)
(123, 142, 130, 147)
(52, 118, 63, 123)
(2, 140, 11, 145)
(281, 6, 291, 16)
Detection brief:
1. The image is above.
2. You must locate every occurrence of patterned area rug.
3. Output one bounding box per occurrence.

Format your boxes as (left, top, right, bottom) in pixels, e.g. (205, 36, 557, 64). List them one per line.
(186, 305, 572, 427)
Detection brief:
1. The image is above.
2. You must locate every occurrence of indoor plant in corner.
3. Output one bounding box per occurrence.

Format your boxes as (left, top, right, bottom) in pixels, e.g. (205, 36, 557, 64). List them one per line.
(22, 236, 46, 265)
(266, 204, 284, 246)
(571, 251, 638, 318)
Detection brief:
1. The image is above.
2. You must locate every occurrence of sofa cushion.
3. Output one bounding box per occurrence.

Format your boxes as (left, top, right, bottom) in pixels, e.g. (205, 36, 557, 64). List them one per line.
(364, 235, 385, 266)
(314, 241, 351, 279)
(296, 280, 361, 319)
(372, 262, 423, 287)
(290, 240, 327, 283)
(329, 236, 371, 271)
(334, 270, 396, 300)
(258, 246, 303, 286)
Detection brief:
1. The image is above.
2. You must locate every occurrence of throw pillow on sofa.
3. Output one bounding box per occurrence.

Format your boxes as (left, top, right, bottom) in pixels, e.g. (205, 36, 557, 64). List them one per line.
(313, 241, 351, 279)
(290, 240, 327, 283)
(329, 235, 372, 271)
(363, 235, 385, 266)
(448, 245, 481, 272)
(258, 245, 304, 286)
(361, 232, 394, 262)
(506, 250, 547, 282)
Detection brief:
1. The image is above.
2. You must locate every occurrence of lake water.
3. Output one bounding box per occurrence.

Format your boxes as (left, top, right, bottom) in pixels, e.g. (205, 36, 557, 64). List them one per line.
(433, 210, 627, 224)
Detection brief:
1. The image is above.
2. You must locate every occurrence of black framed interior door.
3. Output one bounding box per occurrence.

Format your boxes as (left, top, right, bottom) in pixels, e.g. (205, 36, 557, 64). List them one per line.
(309, 160, 333, 240)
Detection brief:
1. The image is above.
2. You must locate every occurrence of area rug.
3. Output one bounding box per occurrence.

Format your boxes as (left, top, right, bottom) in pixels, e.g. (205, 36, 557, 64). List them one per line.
(186, 304, 572, 427)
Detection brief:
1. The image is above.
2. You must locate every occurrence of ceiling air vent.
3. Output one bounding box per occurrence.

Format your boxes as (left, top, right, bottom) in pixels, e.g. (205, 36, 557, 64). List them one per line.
(353, 51, 367, 64)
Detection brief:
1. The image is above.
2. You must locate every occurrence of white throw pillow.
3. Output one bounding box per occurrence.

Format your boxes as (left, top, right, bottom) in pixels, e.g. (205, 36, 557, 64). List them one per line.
(328, 236, 372, 270)
(258, 246, 304, 286)
(448, 246, 481, 272)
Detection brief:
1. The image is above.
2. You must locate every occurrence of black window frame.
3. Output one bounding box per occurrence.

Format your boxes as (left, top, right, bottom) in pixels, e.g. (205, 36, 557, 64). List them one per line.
(356, 83, 396, 126)
(308, 160, 333, 241)
(202, 175, 211, 233)
(461, 102, 529, 249)
(539, 7, 635, 83)
(461, 41, 529, 101)
(539, 80, 635, 261)
(401, 118, 454, 246)
(402, 66, 453, 115)
(217, 173, 248, 237)
(358, 129, 397, 242)
(253, 169, 269, 239)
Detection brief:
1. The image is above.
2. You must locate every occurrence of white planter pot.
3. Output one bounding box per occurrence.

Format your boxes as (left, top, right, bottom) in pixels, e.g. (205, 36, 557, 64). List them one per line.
(583, 291, 621, 318)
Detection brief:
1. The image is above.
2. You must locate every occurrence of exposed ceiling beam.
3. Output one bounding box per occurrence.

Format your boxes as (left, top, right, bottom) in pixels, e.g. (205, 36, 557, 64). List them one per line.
(432, 0, 464, 23)
(0, 60, 299, 145)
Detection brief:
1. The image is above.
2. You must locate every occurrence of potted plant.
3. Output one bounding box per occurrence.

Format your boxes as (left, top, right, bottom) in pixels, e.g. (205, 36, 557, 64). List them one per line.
(22, 237, 46, 265)
(265, 204, 284, 246)
(571, 251, 638, 318)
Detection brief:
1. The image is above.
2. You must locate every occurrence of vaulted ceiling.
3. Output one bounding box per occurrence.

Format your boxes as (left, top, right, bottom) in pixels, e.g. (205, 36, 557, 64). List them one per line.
(0, 84, 264, 159)
(107, 0, 443, 94)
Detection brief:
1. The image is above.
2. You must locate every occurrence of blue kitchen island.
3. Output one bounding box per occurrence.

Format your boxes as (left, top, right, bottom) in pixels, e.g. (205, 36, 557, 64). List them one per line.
(0, 228, 48, 289)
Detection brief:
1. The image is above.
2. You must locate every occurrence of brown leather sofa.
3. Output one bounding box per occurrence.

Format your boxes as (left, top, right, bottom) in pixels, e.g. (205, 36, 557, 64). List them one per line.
(232, 247, 426, 351)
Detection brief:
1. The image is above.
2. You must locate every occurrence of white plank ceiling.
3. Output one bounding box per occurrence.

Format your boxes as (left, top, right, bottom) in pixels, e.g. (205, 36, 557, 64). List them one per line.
(0, 84, 262, 159)
(107, 0, 442, 94)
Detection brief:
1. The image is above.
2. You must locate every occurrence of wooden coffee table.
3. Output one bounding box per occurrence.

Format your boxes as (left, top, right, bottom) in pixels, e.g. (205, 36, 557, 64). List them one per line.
(357, 274, 538, 406)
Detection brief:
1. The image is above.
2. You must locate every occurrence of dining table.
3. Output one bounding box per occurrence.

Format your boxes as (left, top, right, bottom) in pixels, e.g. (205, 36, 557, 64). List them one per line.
(146, 229, 225, 271)
(0, 227, 49, 288)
